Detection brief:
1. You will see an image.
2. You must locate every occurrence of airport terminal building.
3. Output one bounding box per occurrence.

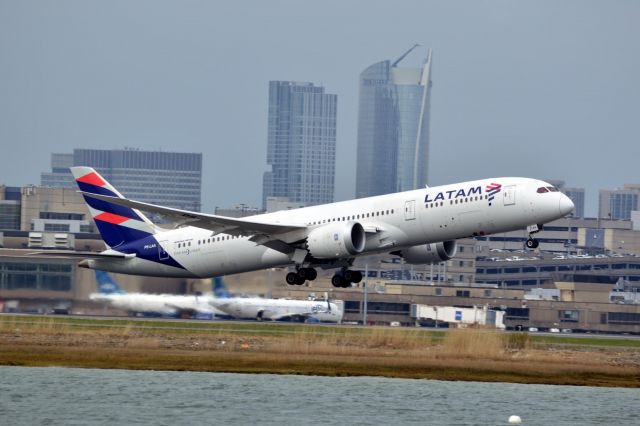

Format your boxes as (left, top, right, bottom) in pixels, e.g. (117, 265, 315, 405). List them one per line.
(1, 180, 640, 333)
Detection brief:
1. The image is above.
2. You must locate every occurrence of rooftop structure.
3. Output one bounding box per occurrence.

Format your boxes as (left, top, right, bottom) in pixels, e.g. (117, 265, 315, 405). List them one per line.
(41, 148, 202, 211)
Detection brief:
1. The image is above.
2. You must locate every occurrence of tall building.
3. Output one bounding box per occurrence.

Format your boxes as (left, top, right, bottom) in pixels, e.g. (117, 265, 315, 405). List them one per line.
(599, 185, 640, 220)
(355, 45, 433, 198)
(562, 187, 585, 218)
(40, 148, 202, 211)
(262, 81, 337, 208)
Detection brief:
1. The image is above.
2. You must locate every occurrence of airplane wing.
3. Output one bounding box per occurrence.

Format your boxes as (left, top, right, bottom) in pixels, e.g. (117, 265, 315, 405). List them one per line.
(79, 192, 307, 241)
(208, 300, 235, 315)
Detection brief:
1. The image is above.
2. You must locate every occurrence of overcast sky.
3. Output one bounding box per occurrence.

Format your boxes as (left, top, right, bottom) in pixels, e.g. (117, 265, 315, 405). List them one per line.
(1, 0, 638, 216)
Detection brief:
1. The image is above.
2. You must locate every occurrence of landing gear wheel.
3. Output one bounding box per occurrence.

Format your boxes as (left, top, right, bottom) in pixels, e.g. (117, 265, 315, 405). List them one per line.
(331, 274, 349, 288)
(344, 270, 362, 283)
(286, 272, 300, 285)
(526, 238, 539, 249)
(298, 267, 317, 281)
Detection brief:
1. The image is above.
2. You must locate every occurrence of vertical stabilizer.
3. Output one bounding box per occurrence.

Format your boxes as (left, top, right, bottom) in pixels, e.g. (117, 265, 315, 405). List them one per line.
(71, 167, 158, 248)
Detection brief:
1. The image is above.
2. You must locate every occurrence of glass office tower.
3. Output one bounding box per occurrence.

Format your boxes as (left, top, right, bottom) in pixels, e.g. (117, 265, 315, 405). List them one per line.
(356, 46, 432, 198)
(262, 81, 337, 208)
(599, 185, 640, 220)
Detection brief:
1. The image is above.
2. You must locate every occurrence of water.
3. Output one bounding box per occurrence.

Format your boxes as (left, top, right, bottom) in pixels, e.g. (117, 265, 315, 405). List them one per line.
(0, 367, 638, 425)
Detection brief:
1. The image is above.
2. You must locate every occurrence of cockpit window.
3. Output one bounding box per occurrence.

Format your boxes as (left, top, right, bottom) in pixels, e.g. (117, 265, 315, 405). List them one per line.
(537, 187, 549, 193)
(546, 186, 559, 192)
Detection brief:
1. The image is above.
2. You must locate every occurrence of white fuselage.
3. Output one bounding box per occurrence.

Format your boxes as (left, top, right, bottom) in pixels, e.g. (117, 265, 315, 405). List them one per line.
(90, 293, 224, 316)
(84, 177, 573, 278)
(211, 298, 343, 322)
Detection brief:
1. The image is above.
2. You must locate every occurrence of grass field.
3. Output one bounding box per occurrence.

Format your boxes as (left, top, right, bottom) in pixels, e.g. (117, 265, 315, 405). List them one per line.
(1, 315, 639, 387)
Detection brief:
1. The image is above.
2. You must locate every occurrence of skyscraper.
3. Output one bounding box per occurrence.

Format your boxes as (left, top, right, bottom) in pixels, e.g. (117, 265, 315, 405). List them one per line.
(262, 81, 337, 208)
(41, 148, 202, 211)
(356, 45, 432, 198)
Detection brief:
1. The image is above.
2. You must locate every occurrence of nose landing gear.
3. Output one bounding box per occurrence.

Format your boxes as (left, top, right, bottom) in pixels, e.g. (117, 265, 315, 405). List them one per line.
(525, 238, 539, 249)
(525, 224, 543, 249)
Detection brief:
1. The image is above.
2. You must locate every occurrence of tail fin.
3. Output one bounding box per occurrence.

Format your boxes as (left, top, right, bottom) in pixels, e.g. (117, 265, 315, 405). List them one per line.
(71, 167, 158, 248)
(213, 276, 231, 298)
(95, 270, 125, 294)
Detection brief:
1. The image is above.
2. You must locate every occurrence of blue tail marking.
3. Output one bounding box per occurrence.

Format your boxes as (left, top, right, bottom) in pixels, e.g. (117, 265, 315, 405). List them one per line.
(95, 270, 125, 294)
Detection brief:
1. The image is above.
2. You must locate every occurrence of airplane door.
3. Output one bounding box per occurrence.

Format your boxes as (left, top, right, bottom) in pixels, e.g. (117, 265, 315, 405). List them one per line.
(503, 185, 516, 206)
(158, 240, 169, 260)
(404, 200, 416, 220)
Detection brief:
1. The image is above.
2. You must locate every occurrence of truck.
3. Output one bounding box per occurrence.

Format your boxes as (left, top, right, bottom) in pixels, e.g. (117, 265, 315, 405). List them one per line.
(410, 304, 505, 329)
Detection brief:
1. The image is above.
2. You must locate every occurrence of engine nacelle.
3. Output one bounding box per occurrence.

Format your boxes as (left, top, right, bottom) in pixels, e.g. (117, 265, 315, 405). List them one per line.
(398, 240, 458, 264)
(306, 221, 366, 259)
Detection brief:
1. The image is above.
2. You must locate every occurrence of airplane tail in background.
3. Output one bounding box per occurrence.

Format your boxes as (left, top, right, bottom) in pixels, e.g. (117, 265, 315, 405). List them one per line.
(71, 167, 158, 248)
(213, 277, 231, 298)
(94, 270, 126, 294)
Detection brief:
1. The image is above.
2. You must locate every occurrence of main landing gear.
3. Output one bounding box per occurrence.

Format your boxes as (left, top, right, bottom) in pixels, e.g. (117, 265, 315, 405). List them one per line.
(285, 267, 318, 286)
(525, 224, 542, 249)
(331, 269, 363, 288)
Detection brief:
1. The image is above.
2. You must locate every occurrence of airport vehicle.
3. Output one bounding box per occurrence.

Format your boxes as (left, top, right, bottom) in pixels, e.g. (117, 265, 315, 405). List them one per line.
(411, 304, 506, 329)
(55, 167, 573, 287)
(209, 295, 343, 323)
(90, 270, 226, 318)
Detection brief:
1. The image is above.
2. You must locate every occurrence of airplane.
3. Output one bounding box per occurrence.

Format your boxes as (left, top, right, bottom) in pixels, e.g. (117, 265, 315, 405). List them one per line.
(52, 167, 574, 288)
(209, 295, 343, 323)
(90, 270, 227, 318)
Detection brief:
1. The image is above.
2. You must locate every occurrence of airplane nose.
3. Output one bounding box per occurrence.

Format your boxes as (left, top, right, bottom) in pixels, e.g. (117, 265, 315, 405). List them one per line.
(559, 195, 575, 216)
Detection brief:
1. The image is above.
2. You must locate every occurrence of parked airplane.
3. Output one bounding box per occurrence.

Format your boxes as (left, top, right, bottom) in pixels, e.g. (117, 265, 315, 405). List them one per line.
(209, 295, 343, 323)
(55, 167, 573, 287)
(90, 270, 226, 318)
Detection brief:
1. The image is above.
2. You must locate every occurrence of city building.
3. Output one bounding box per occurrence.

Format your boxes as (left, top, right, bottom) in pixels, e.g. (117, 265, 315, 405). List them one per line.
(41, 148, 202, 211)
(262, 81, 337, 209)
(214, 205, 263, 218)
(599, 184, 640, 220)
(562, 188, 585, 218)
(474, 216, 640, 255)
(273, 276, 640, 333)
(40, 153, 74, 189)
(0, 185, 21, 231)
(355, 45, 433, 198)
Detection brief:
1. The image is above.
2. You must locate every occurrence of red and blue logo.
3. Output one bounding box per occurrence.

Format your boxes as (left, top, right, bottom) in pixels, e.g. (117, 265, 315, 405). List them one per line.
(486, 183, 502, 206)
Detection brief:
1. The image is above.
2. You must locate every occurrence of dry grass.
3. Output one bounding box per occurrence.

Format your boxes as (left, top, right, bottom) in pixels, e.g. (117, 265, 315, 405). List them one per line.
(437, 327, 505, 359)
(1, 317, 638, 387)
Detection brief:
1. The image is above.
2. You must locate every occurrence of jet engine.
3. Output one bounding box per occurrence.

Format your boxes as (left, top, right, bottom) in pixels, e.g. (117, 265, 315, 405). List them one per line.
(306, 221, 366, 259)
(396, 240, 458, 264)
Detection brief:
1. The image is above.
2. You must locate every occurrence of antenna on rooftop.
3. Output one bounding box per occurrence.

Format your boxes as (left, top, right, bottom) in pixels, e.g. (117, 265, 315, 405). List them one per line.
(392, 43, 421, 67)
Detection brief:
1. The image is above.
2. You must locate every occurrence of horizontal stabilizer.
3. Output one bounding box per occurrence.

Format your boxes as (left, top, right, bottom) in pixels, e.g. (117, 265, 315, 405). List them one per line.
(29, 250, 135, 260)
